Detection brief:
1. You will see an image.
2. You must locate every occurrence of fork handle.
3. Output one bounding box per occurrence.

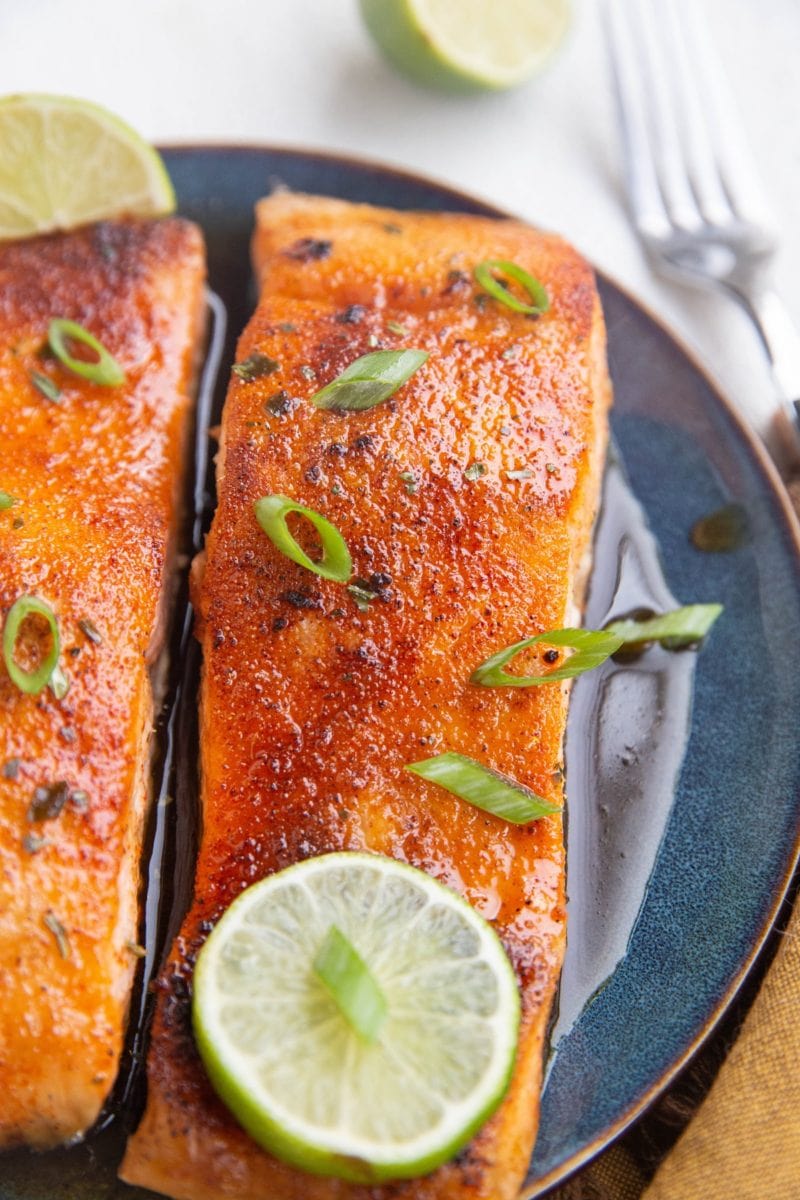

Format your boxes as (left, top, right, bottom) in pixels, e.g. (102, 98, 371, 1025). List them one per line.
(725, 283, 800, 468)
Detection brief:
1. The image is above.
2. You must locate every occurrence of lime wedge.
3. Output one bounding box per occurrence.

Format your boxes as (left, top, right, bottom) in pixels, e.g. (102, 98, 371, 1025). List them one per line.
(0, 94, 175, 241)
(359, 0, 571, 93)
(192, 852, 520, 1183)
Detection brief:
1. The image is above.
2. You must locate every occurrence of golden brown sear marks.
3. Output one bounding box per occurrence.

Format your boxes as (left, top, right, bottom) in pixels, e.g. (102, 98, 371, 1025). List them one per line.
(121, 193, 610, 1200)
(0, 218, 206, 1148)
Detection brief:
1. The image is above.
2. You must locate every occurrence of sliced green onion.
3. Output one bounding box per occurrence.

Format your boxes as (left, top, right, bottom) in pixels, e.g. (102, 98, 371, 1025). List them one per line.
(48, 319, 125, 387)
(2, 595, 61, 695)
(29, 370, 62, 403)
(311, 349, 428, 412)
(254, 494, 352, 582)
(405, 752, 559, 824)
(0, 490, 17, 510)
(313, 924, 386, 1043)
(605, 603, 723, 649)
(474, 259, 549, 316)
(232, 351, 280, 381)
(471, 627, 624, 688)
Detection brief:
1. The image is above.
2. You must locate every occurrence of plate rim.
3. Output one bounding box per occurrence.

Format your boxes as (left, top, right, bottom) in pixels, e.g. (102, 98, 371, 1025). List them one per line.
(162, 141, 800, 1194)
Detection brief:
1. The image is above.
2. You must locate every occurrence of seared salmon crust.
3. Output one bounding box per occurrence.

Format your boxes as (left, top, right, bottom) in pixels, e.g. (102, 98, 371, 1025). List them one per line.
(0, 218, 206, 1149)
(122, 194, 611, 1200)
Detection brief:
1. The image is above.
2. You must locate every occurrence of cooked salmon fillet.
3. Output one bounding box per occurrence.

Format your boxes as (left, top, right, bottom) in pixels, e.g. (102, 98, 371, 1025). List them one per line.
(0, 218, 206, 1149)
(122, 193, 610, 1199)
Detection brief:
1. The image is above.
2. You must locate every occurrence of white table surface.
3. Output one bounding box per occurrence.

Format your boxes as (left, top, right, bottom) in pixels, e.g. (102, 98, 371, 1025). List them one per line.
(4, 0, 800, 460)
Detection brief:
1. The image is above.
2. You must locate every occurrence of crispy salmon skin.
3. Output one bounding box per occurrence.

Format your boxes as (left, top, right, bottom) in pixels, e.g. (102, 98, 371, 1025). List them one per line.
(0, 218, 206, 1148)
(122, 193, 611, 1199)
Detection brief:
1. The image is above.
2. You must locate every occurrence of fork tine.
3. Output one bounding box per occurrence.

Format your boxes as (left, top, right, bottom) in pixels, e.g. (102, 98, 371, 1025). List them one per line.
(653, 0, 733, 228)
(628, 0, 702, 233)
(677, 0, 778, 236)
(603, 0, 670, 239)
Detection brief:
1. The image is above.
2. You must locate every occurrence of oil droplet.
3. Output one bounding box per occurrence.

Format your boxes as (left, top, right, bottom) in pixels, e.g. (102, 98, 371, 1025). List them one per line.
(690, 503, 748, 552)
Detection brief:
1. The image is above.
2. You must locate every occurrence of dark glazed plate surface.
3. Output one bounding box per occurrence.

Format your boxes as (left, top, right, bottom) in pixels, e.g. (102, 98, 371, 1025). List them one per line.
(3, 146, 800, 1198)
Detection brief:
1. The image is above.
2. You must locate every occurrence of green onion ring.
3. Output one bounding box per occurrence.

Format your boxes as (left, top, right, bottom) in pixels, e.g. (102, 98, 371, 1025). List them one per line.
(254, 494, 352, 582)
(2, 595, 61, 695)
(473, 259, 550, 316)
(470, 627, 623, 688)
(48, 319, 126, 387)
(604, 603, 723, 649)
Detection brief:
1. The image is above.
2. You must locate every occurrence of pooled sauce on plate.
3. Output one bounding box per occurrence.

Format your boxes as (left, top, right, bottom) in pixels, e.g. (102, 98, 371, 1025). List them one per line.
(548, 450, 698, 1053)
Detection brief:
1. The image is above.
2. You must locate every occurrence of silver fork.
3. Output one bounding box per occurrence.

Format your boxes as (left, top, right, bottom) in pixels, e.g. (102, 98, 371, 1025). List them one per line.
(603, 0, 800, 465)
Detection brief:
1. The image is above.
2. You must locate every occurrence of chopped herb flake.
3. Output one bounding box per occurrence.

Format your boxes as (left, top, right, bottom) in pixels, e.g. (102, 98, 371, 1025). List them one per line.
(285, 237, 332, 262)
(264, 389, 296, 417)
(29, 370, 62, 403)
(464, 462, 487, 481)
(126, 941, 147, 958)
(2, 758, 20, 780)
(23, 833, 48, 854)
(278, 322, 297, 333)
(232, 352, 280, 381)
(347, 583, 379, 612)
(69, 789, 89, 811)
(386, 320, 409, 336)
(49, 664, 69, 700)
(0, 490, 17, 510)
(28, 780, 70, 822)
(399, 470, 418, 495)
(336, 305, 367, 325)
(78, 618, 102, 645)
(43, 912, 70, 958)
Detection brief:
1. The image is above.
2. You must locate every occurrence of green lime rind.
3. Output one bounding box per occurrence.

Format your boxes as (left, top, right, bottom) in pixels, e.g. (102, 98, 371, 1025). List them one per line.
(358, 0, 571, 94)
(192, 851, 521, 1183)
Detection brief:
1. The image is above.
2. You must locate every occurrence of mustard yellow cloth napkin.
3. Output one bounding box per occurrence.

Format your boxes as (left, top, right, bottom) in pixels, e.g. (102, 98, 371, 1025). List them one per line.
(545, 484, 800, 1200)
(545, 833, 800, 1200)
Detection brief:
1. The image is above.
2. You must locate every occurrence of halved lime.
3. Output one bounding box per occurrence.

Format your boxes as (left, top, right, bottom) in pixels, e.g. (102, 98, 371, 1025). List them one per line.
(0, 94, 175, 241)
(359, 0, 571, 93)
(192, 852, 520, 1182)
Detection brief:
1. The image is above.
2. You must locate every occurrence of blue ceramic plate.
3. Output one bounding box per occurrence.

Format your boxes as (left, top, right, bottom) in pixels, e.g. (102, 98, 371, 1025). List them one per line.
(3, 146, 800, 1199)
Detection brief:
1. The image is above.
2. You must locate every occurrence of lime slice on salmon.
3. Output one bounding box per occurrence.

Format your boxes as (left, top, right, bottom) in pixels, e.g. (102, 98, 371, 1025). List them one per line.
(0, 94, 175, 241)
(359, 0, 571, 93)
(192, 852, 520, 1183)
